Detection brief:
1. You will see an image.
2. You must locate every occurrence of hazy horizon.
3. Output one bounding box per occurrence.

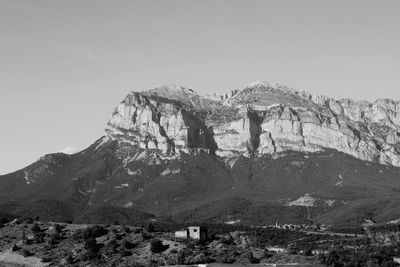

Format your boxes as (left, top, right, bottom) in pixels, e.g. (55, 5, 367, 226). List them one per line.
(1, 0, 400, 174)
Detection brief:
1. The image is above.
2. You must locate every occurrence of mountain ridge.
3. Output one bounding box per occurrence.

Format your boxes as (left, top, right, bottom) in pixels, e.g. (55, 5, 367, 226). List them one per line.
(1, 81, 400, 227)
(105, 82, 400, 166)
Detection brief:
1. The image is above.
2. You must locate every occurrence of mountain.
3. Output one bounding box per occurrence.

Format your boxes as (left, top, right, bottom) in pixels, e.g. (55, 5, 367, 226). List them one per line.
(1, 82, 400, 226)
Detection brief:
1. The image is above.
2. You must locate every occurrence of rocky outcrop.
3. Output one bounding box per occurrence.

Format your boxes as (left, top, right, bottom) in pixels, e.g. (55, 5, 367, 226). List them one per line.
(105, 83, 400, 166)
(106, 85, 216, 156)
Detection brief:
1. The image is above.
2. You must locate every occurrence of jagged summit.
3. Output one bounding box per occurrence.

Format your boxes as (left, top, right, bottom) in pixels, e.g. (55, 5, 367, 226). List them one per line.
(246, 80, 273, 88)
(245, 80, 294, 92)
(143, 83, 197, 97)
(105, 82, 400, 166)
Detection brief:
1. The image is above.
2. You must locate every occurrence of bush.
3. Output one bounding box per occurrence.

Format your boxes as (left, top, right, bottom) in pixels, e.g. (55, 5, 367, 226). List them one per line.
(142, 231, 153, 240)
(177, 250, 186, 265)
(221, 255, 235, 264)
(53, 224, 63, 233)
(220, 234, 235, 245)
(84, 237, 101, 260)
(11, 244, 21, 252)
(133, 228, 141, 234)
(150, 238, 168, 253)
(145, 223, 155, 233)
(31, 223, 41, 233)
(31, 224, 45, 243)
(1, 217, 10, 225)
(34, 232, 45, 244)
(47, 233, 59, 247)
(82, 225, 109, 240)
(121, 249, 133, 257)
(106, 238, 119, 253)
(321, 245, 399, 267)
(84, 237, 98, 251)
(41, 257, 52, 263)
(122, 239, 137, 250)
(61, 254, 74, 265)
(22, 248, 34, 257)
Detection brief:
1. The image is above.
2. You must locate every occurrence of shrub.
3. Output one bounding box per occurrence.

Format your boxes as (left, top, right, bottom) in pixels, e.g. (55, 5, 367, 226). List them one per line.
(106, 238, 119, 253)
(47, 233, 58, 247)
(145, 223, 155, 233)
(221, 255, 235, 264)
(84, 237, 98, 251)
(41, 257, 52, 263)
(31, 223, 41, 233)
(141, 231, 153, 240)
(21, 229, 26, 243)
(61, 254, 74, 265)
(83, 225, 109, 240)
(22, 248, 34, 257)
(120, 249, 133, 257)
(122, 239, 137, 250)
(31, 224, 45, 243)
(177, 250, 186, 264)
(248, 253, 260, 264)
(53, 224, 63, 233)
(34, 232, 45, 244)
(220, 234, 234, 245)
(1, 217, 10, 225)
(303, 247, 313, 256)
(84, 237, 100, 260)
(150, 238, 168, 253)
(11, 244, 21, 252)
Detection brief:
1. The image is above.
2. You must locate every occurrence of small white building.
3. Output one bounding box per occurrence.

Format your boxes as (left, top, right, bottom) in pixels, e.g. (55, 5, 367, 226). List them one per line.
(174, 226, 208, 240)
(174, 230, 188, 239)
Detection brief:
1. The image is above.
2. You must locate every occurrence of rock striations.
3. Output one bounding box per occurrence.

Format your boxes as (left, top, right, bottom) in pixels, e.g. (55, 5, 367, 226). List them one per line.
(106, 82, 400, 166)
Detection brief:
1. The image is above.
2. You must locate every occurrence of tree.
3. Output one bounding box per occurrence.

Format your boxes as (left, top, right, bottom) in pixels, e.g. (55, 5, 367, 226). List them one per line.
(84, 237, 100, 260)
(31, 224, 44, 243)
(22, 229, 26, 244)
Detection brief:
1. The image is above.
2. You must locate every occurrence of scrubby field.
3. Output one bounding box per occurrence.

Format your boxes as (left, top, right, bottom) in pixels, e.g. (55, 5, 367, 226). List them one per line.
(1, 218, 400, 266)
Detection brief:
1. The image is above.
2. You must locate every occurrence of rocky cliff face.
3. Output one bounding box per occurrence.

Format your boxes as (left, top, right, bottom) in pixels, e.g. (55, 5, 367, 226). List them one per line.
(105, 82, 400, 166)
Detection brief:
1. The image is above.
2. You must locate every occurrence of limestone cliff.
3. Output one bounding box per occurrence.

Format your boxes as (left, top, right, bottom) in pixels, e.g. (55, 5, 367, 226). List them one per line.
(105, 82, 400, 166)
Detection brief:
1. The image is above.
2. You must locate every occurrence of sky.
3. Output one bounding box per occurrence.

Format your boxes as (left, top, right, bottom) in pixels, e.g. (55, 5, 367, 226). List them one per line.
(1, 0, 400, 174)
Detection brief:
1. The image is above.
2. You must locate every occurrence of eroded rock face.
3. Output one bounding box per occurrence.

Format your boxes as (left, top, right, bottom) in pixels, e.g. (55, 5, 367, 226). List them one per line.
(106, 85, 216, 156)
(105, 83, 400, 166)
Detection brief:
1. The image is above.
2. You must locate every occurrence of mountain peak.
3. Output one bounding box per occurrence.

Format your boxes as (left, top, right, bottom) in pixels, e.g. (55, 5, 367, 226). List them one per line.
(143, 83, 197, 97)
(244, 80, 300, 95)
(246, 80, 277, 88)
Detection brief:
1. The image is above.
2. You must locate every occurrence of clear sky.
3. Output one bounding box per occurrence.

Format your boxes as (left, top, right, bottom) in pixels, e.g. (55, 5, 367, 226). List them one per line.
(1, 0, 400, 174)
